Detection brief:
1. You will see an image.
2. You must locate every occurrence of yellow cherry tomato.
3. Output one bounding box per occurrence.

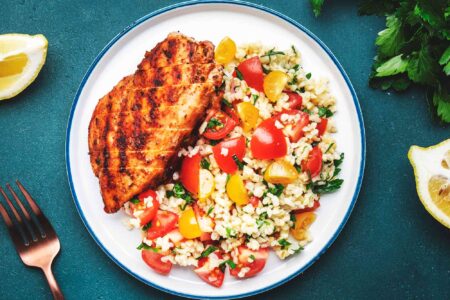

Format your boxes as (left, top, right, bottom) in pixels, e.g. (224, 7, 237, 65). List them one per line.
(236, 102, 260, 132)
(199, 169, 215, 201)
(215, 37, 236, 64)
(264, 160, 299, 185)
(226, 173, 249, 206)
(291, 212, 316, 241)
(263, 70, 288, 102)
(178, 207, 202, 239)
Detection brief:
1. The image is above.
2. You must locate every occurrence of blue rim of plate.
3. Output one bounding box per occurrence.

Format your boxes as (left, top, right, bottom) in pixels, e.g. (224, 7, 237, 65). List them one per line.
(65, 0, 366, 299)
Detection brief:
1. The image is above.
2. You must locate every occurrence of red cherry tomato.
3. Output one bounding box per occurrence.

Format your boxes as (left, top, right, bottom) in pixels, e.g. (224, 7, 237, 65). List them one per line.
(275, 110, 310, 143)
(302, 147, 323, 178)
(203, 110, 237, 140)
(316, 118, 328, 137)
(129, 190, 160, 226)
(287, 92, 303, 109)
(194, 253, 225, 287)
(212, 137, 246, 174)
(200, 232, 213, 242)
(146, 210, 179, 240)
(230, 246, 269, 278)
(142, 249, 172, 275)
(223, 101, 241, 124)
(180, 154, 201, 195)
(250, 118, 287, 159)
(249, 196, 260, 208)
(292, 200, 320, 214)
(236, 57, 264, 92)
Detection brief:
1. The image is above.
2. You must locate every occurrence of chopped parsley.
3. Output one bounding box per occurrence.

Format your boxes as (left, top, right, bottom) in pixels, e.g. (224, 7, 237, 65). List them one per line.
(207, 117, 223, 129)
(295, 164, 302, 173)
(278, 239, 291, 249)
(318, 107, 334, 118)
(221, 98, 233, 108)
(297, 87, 306, 93)
(291, 45, 297, 55)
(199, 246, 218, 259)
(288, 75, 298, 85)
(256, 212, 270, 228)
(324, 143, 334, 154)
(226, 227, 236, 238)
(252, 94, 259, 105)
(219, 259, 236, 272)
(142, 222, 152, 231)
(170, 183, 194, 210)
(293, 64, 300, 71)
(308, 153, 345, 194)
(262, 65, 270, 74)
(235, 68, 244, 80)
(290, 213, 297, 227)
(249, 254, 256, 261)
(294, 246, 304, 254)
(201, 158, 210, 170)
(268, 184, 284, 197)
(262, 48, 285, 61)
(206, 206, 214, 216)
(232, 154, 245, 170)
(136, 242, 158, 251)
(130, 198, 140, 204)
(306, 72, 312, 79)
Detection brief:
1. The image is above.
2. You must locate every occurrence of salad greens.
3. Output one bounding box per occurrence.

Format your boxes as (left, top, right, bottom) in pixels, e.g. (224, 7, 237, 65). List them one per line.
(310, 0, 450, 123)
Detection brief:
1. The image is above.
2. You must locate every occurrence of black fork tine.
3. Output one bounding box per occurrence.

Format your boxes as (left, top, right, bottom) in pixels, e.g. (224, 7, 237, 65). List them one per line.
(16, 180, 55, 239)
(0, 190, 30, 246)
(6, 183, 39, 241)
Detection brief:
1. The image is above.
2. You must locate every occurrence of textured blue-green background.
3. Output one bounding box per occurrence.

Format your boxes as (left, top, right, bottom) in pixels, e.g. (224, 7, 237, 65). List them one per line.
(1, 0, 449, 299)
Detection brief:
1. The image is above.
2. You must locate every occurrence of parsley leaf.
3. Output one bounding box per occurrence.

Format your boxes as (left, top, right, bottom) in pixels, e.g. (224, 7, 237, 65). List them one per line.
(136, 242, 158, 252)
(312, 179, 344, 194)
(201, 158, 210, 170)
(221, 98, 233, 108)
(235, 68, 244, 80)
(130, 198, 140, 204)
(207, 118, 223, 129)
(278, 239, 291, 249)
(318, 107, 333, 118)
(206, 206, 214, 216)
(306, 72, 312, 79)
(142, 222, 151, 231)
(310, 0, 325, 17)
(252, 94, 259, 105)
(232, 154, 245, 170)
(219, 260, 236, 272)
(199, 246, 218, 259)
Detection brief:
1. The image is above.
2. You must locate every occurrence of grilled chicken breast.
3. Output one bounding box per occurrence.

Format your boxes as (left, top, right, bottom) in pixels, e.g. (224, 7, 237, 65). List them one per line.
(88, 33, 223, 213)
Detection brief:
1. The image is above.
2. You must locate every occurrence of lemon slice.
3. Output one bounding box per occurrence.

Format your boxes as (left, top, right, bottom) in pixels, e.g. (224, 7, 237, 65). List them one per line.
(0, 34, 48, 100)
(408, 139, 450, 228)
(199, 169, 215, 200)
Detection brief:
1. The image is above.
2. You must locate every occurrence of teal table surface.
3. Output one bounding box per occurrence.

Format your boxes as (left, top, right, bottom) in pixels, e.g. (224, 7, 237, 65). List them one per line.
(1, 0, 449, 299)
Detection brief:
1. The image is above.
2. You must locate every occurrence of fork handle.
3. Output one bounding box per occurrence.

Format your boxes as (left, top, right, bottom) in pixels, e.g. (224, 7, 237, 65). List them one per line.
(42, 264, 64, 300)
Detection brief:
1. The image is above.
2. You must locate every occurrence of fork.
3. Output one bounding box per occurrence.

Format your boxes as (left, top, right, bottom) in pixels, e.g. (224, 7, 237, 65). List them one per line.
(0, 180, 64, 300)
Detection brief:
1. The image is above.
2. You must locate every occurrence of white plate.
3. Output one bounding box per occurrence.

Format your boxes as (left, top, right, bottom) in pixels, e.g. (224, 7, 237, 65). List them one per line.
(66, 1, 365, 298)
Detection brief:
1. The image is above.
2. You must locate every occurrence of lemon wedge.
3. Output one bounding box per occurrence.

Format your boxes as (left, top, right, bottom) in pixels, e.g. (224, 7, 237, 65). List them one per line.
(0, 33, 48, 100)
(408, 139, 450, 228)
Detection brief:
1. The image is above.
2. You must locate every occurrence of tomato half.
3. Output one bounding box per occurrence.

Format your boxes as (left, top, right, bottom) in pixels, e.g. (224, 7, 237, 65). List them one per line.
(142, 249, 172, 275)
(236, 57, 264, 92)
(287, 92, 303, 109)
(316, 118, 328, 137)
(203, 110, 237, 140)
(194, 254, 225, 287)
(291, 212, 316, 241)
(249, 196, 260, 208)
(212, 136, 246, 174)
(146, 210, 179, 240)
(134, 190, 159, 225)
(302, 147, 323, 178)
(180, 154, 201, 195)
(230, 246, 269, 278)
(292, 200, 320, 214)
(276, 110, 310, 143)
(250, 117, 287, 159)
